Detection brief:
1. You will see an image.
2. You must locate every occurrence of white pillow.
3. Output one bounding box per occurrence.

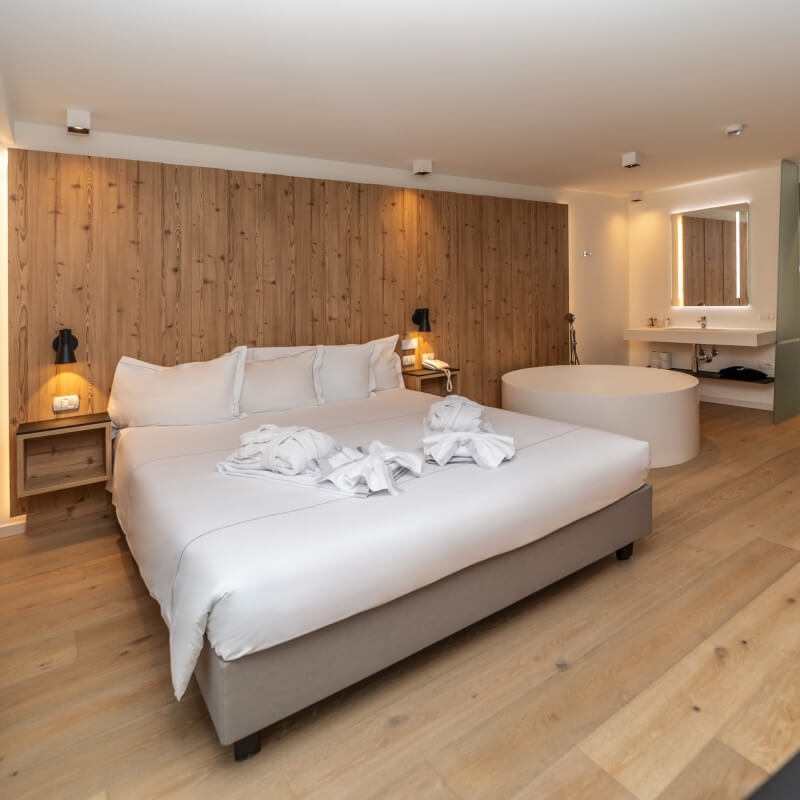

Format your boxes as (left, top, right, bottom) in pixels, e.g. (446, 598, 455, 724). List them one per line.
(316, 344, 374, 404)
(246, 345, 315, 362)
(240, 349, 319, 414)
(369, 335, 403, 391)
(108, 347, 247, 428)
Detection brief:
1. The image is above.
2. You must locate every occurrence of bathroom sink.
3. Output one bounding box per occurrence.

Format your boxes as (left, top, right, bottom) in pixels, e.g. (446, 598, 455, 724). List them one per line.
(623, 327, 776, 347)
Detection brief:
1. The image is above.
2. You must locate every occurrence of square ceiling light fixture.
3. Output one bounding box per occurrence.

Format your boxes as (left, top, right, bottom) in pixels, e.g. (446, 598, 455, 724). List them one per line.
(67, 108, 91, 135)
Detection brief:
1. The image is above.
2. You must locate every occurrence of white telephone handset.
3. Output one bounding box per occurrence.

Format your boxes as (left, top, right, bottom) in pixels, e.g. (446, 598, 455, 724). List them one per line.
(422, 358, 453, 392)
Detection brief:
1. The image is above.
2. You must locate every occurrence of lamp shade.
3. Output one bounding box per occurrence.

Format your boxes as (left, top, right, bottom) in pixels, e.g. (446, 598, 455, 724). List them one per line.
(53, 328, 78, 364)
(411, 307, 431, 332)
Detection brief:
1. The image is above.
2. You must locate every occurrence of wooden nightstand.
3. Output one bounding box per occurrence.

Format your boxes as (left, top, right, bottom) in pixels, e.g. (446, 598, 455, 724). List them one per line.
(402, 367, 460, 396)
(16, 412, 112, 498)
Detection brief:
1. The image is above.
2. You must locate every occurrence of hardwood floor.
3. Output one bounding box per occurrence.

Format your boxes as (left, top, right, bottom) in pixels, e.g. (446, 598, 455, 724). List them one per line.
(2, 402, 799, 799)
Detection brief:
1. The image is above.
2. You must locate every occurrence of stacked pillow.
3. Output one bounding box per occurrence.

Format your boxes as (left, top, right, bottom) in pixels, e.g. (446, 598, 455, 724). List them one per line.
(108, 336, 404, 428)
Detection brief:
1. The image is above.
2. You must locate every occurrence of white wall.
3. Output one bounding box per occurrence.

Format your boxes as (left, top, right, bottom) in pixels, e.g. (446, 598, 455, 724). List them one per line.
(628, 166, 781, 409)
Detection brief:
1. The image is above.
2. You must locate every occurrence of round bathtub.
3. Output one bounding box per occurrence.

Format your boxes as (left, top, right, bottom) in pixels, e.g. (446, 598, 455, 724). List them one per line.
(501, 365, 700, 467)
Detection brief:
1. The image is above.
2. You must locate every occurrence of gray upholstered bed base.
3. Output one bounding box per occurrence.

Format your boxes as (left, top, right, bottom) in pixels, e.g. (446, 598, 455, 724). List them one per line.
(194, 483, 652, 756)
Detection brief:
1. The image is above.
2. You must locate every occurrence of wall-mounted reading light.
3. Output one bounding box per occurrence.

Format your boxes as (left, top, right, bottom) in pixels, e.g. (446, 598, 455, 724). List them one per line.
(53, 328, 78, 364)
(726, 123, 745, 137)
(67, 108, 91, 135)
(411, 308, 431, 332)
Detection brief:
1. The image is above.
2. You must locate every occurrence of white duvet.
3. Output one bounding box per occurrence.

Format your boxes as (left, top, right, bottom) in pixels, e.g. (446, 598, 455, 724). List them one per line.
(112, 389, 650, 698)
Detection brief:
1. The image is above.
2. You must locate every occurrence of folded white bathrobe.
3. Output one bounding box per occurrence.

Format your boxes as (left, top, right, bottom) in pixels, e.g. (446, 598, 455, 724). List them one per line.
(316, 441, 423, 496)
(422, 430, 516, 469)
(218, 426, 423, 497)
(423, 395, 515, 468)
(425, 395, 489, 433)
(225, 425, 337, 475)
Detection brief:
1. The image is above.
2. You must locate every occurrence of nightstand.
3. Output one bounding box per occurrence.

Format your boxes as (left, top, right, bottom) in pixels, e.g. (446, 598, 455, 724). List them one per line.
(16, 412, 112, 497)
(402, 367, 460, 396)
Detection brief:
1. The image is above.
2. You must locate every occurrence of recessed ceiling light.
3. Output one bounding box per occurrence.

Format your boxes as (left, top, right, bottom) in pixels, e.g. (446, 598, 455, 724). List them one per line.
(726, 123, 745, 136)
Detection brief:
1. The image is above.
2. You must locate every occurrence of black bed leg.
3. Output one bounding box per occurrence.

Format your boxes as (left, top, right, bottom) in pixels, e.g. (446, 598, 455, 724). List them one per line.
(616, 542, 634, 561)
(234, 731, 261, 761)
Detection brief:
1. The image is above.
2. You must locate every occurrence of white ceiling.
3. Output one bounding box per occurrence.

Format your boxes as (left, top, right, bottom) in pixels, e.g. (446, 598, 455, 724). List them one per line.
(1, 0, 799, 194)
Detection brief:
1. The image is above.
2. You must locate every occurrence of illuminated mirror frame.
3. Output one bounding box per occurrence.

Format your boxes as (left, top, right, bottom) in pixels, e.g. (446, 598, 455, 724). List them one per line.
(671, 202, 750, 308)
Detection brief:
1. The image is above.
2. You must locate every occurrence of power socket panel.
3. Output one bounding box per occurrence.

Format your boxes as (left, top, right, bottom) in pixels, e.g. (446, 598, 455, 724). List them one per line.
(422, 352, 435, 362)
(401, 355, 416, 367)
(53, 394, 80, 413)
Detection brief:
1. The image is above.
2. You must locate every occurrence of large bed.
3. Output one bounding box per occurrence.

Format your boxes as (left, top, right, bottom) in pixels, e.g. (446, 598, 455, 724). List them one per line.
(112, 387, 651, 759)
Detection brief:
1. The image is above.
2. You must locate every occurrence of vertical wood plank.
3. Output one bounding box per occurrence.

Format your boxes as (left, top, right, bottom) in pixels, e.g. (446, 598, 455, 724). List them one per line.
(682, 216, 705, 307)
(703, 218, 724, 307)
(161, 164, 193, 365)
(456, 193, 484, 403)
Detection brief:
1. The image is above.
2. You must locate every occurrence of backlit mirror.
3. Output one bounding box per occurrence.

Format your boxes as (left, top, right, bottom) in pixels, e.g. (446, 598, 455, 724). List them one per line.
(671, 203, 750, 306)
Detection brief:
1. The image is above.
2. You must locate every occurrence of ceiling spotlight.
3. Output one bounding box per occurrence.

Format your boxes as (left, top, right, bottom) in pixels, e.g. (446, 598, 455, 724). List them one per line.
(412, 159, 433, 176)
(630, 191, 644, 203)
(67, 108, 91, 135)
(726, 123, 745, 136)
(622, 151, 642, 168)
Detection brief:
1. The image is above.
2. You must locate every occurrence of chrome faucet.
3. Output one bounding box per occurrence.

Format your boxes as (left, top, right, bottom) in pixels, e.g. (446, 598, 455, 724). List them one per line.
(697, 315, 707, 329)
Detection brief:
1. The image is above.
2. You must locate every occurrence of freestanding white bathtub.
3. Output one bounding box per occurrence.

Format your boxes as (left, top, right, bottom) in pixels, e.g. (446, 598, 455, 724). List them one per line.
(501, 365, 700, 468)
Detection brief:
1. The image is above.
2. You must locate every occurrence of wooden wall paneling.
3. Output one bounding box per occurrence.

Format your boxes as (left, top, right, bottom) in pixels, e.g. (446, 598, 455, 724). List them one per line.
(365, 184, 389, 342)
(161, 164, 194, 365)
(532, 202, 569, 365)
(87, 158, 116, 415)
(496, 197, 515, 386)
(136, 161, 165, 364)
(482, 196, 501, 407)
(511, 199, 533, 372)
(8, 149, 32, 514)
(293, 178, 326, 346)
(227, 171, 263, 348)
(438, 191, 459, 373)
(261, 174, 290, 346)
(455, 194, 484, 403)
(722, 219, 737, 307)
(115, 158, 144, 362)
(415, 190, 442, 364)
(324, 181, 352, 344)
(190, 166, 229, 360)
(682, 216, 705, 307)
(704, 218, 724, 306)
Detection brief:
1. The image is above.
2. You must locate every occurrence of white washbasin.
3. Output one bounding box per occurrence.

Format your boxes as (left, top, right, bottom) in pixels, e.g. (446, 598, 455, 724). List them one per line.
(624, 327, 776, 347)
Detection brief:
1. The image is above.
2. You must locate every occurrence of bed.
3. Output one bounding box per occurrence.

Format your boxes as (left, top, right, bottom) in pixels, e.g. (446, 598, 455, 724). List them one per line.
(111, 387, 651, 759)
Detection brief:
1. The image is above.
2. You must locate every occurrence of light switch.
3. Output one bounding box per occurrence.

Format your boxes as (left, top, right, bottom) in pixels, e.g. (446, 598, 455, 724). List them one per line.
(401, 355, 416, 367)
(53, 395, 80, 413)
(400, 337, 418, 351)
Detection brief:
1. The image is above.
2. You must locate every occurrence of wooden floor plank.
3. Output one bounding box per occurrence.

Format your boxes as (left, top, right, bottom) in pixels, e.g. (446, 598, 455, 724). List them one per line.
(656, 738, 768, 800)
(720, 656, 800, 774)
(510, 748, 636, 800)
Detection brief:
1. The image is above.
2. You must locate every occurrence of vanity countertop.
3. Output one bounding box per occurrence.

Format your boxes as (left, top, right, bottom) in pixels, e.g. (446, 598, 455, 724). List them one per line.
(624, 327, 776, 347)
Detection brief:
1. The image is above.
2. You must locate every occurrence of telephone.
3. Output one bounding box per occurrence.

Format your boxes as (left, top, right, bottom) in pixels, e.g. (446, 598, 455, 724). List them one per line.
(422, 358, 453, 392)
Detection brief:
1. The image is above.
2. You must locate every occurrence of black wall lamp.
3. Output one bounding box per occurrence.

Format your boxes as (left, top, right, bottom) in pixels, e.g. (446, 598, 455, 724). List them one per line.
(411, 308, 431, 332)
(53, 328, 78, 364)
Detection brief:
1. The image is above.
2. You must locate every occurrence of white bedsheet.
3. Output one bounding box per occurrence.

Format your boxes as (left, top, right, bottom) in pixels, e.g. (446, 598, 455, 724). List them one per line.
(112, 389, 650, 698)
